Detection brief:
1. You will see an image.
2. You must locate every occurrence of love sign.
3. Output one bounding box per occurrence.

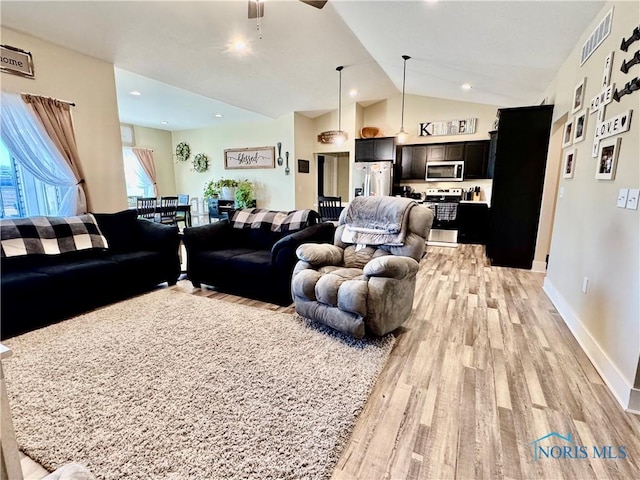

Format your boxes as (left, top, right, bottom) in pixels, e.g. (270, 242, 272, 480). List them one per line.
(594, 110, 633, 140)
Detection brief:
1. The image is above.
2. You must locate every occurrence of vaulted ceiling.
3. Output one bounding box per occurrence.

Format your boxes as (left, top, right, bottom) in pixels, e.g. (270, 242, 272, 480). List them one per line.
(1, 1, 605, 130)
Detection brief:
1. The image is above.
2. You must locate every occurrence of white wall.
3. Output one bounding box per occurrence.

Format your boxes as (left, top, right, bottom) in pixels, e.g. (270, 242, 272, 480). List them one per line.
(293, 113, 316, 210)
(171, 115, 295, 211)
(542, 1, 639, 410)
(0, 28, 126, 213)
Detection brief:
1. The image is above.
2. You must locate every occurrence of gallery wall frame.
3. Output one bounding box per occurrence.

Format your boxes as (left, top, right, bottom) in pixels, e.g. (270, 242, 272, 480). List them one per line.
(572, 77, 587, 114)
(573, 110, 588, 144)
(595, 137, 621, 180)
(563, 149, 577, 179)
(562, 118, 574, 148)
(224, 146, 275, 169)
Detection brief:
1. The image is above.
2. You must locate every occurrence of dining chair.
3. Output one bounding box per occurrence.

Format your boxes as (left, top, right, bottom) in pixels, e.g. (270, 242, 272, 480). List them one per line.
(159, 196, 179, 225)
(318, 195, 343, 222)
(136, 197, 157, 220)
(176, 194, 189, 228)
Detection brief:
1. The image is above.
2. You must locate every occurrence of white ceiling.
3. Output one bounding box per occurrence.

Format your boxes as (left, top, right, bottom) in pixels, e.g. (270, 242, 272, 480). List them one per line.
(1, 1, 605, 131)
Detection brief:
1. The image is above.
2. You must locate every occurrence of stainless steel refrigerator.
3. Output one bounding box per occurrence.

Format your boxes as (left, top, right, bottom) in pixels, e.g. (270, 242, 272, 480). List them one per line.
(353, 161, 393, 196)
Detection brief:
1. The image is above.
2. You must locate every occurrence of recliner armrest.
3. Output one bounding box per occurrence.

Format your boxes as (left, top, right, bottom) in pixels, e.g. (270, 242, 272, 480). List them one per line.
(271, 223, 335, 270)
(363, 255, 419, 279)
(182, 220, 231, 252)
(295, 243, 344, 267)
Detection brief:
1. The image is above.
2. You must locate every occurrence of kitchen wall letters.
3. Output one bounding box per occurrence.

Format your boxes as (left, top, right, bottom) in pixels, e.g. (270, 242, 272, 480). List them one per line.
(418, 118, 477, 136)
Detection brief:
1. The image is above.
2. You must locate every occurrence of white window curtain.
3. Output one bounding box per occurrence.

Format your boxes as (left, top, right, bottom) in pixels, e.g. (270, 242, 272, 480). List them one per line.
(0, 91, 77, 215)
(123, 148, 154, 197)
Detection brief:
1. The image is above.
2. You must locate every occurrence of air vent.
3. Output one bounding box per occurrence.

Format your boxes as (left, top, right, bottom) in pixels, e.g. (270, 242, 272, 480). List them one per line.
(581, 7, 614, 65)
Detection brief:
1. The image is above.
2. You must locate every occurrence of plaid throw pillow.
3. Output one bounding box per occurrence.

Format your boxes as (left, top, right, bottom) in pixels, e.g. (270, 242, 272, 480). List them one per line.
(230, 208, 313, 233)
(0, 214, 109, 258)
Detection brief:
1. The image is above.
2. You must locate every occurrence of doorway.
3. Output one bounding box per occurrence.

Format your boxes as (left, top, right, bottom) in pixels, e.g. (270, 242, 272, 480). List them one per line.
(316, 152, 349, 200)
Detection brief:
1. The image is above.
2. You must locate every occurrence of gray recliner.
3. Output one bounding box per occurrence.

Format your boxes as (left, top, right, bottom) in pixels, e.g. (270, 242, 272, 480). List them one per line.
(292, 196, 434, 338)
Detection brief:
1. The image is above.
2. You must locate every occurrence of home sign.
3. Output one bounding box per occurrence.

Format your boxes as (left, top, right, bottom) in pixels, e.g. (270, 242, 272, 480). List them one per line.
(0, 44, 34, 78)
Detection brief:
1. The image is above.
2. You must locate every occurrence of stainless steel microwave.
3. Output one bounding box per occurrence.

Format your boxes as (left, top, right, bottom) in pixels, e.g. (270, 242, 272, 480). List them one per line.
(425, 161, 464, 182)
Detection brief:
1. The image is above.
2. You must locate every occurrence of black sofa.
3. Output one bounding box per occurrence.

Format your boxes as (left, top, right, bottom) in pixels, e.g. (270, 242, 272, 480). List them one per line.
(1, 209, 181, 339)
(183, 209, 335, 305)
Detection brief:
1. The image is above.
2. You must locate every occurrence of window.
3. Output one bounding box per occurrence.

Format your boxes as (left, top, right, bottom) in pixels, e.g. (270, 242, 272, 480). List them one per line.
(122, 148, 154, 198)
(0, 139, 67, 219)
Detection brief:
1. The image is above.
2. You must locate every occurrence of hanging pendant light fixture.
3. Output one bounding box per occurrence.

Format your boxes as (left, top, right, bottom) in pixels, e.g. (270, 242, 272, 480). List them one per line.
(396, 55, 411, 144)
(335, 65, 346, 146)
(316, 65, 349, 145)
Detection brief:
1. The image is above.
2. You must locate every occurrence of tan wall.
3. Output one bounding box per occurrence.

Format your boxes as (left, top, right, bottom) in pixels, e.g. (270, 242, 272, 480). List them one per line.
(0, 28, 126, 212)
(132, 125, 176, 197)
(542, 1, 639, 407)
(293, 113, 317, 210)
(363, 93, 500, 144)
(171, 114, 295, 211)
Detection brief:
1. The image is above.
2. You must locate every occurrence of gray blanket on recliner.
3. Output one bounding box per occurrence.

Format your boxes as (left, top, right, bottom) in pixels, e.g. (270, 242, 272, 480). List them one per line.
(341, 196, 416, 246)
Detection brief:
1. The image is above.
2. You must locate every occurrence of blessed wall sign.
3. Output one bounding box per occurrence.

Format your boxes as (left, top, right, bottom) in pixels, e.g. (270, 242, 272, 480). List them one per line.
(224, 146, 275, 169)
(418, 118, 477, 136)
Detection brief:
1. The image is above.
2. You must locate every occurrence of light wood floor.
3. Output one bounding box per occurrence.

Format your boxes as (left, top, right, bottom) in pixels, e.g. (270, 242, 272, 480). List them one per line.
(19, 244, 640, 479)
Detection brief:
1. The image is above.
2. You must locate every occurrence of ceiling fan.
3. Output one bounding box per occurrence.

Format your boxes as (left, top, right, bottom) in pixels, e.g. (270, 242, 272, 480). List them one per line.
(248, 1, 328, 19)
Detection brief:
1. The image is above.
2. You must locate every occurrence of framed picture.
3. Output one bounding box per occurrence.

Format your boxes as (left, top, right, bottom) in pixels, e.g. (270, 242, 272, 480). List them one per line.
(573, 110, 588, 144)
(562, 118, 574, 148)
(297, 159, 310, 173)
(563, 149, 576, 179)
(595, 137, 621, 180)
(224, 146, 275, 169)
(572, 77, 586, 114)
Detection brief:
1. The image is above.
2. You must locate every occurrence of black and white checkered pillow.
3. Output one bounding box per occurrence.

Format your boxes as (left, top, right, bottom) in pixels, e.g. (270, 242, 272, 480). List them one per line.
(230, 208, 313, 233)
(0, 214, 109, 258)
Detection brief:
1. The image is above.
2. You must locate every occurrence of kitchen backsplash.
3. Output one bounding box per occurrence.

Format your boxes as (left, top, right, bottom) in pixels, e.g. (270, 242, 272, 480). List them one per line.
(399, 179, 493, 206)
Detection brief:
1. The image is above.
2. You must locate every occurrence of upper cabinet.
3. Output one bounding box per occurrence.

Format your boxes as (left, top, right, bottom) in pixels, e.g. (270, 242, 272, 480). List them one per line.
(401, 145, 427, 180)
(355, 137, 396, 162)
(398, 140, 490, 180)
(463, 141, 490, 179)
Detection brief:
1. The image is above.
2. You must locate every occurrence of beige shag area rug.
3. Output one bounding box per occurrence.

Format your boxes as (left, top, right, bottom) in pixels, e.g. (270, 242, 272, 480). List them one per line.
(3, 289, 395, 480)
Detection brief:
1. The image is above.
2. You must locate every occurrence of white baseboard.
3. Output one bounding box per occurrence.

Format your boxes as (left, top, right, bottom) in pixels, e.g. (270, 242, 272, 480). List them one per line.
(531, 261, 547, 273)
(628, 389, 640, 414)
(542, 278, 633, 411)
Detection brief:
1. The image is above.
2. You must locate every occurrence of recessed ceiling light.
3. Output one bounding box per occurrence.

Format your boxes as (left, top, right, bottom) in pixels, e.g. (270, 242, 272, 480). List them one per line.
(129, 90, 142, 96)
(461, 83, 472, 90)
(349, 89, 358, 97)
(233, 40, 247, 51)
(215, 114, 224, 118)
(161, 121, 169, 125)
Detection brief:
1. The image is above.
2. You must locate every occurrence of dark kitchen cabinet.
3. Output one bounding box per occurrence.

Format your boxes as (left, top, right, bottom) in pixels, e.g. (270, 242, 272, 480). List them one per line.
(355, 137, 396, 162)
(426, 143, 464, 162)
(486, 105, 554, 269)
(457, 202, 489, 244)
(487, 131, 498, 179)
(400, 145, 427, 180)
(463, 140, 490, 179)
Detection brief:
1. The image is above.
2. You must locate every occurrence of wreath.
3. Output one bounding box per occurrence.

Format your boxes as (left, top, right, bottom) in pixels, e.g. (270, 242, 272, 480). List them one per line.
(175, 142, 191, 162)
(192, 153, 209, 173)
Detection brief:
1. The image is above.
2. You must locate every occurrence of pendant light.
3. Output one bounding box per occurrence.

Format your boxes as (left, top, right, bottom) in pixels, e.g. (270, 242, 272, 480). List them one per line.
(335, 65, 346, 146)
(396, 55, 411, 144)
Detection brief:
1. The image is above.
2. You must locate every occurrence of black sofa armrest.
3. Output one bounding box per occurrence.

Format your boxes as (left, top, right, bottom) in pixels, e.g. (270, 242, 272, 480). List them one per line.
(182, 220, 232, 252)
(137, 219, 180, 252)
(271, 222, 335, 270)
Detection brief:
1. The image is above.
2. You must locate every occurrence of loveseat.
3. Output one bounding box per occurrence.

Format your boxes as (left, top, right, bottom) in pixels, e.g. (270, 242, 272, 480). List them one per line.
(1, 209, 181, 339)
(182, 208, 335, 305)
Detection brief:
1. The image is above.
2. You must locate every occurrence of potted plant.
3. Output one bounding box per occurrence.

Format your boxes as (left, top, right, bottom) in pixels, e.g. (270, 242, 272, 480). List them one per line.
(235, 180, 256, 209)
(204, 178, 239, 201)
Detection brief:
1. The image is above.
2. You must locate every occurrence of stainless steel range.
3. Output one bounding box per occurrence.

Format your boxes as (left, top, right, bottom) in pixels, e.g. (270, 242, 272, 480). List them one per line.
(423, 188, 463, 246)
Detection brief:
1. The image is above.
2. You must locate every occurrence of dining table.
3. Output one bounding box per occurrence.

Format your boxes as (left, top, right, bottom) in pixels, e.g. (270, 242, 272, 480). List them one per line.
(130, 203, 192, 227)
